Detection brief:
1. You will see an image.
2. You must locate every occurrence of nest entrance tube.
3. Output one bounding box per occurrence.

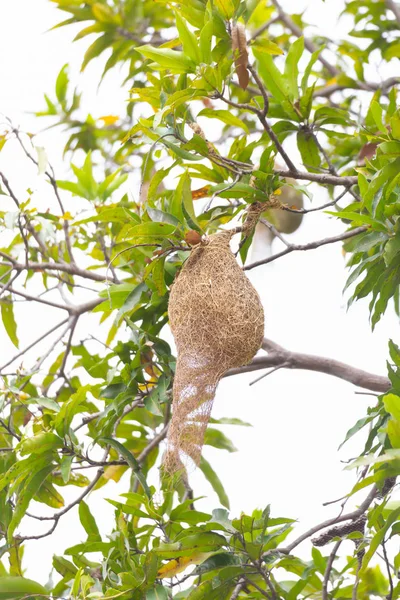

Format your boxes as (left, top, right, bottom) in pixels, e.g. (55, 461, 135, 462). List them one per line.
(164, 230, 265, 475)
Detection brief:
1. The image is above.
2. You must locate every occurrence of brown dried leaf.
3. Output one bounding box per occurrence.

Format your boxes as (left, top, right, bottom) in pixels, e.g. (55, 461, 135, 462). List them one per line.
(232, 22, 249, 90)
(192, 185, 211, 200)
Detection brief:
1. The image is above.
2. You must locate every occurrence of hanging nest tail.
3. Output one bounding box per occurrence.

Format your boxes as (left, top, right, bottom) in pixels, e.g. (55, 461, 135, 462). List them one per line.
(164, 230, 265, 475)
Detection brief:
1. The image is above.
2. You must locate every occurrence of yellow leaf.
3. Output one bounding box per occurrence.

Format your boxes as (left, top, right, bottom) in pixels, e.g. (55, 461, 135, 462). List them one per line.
(92, 3, 118, 23)
(100, 115, 119, 126)
(103, 465, 127, 482)
(158, 552, 213, 578)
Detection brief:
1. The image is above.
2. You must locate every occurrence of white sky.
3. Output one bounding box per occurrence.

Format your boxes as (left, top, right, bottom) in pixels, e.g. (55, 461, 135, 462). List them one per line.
(0, 0, 399, 588)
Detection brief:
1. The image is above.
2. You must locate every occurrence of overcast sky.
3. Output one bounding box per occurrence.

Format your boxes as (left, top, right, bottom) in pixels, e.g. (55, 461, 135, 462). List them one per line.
(0, 0, 399, 586)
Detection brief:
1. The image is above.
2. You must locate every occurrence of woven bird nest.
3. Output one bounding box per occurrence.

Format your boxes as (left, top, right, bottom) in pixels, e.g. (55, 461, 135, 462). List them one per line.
(164, 230, 265, 474)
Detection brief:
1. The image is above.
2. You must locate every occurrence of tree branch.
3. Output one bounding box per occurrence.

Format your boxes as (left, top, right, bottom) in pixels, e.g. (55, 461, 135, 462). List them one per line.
(274, 168, 358, 187)
(226, 337, 390, 393)
(322, 540, 341, 600)
(270, 0, 338, 77)
(11, 128, 78, 265)
(0, 318, 70, 373)
(243, 226, 367, 271)
(277, 486, 378, 555)
(12, 259, 117, 283)
(385, 0, 400, 24)
(230, 578, 247, 600)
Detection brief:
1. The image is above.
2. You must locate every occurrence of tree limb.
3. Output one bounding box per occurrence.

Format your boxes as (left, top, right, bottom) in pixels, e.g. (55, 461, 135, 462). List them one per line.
(322, 540, 341, 600)
(274, 169, 358, 187)
(226, 338, 390, 393)
(385, 0, 400, 24)
(277, 485, 378, 555)
(243, 226, 367, 271)
(12, 259, 117, 283)
(270, 0, 338, 77)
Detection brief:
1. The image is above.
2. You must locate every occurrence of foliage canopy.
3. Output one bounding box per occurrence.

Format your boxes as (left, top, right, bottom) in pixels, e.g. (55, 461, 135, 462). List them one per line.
(1, 0, 400, 598)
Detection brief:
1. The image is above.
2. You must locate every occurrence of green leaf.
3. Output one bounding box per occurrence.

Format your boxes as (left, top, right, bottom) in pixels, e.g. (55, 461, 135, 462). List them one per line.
(284, 36, 304, 100)
(18, 432, 63, 456)
(297, 130, 321, 171)
(116, 282, 148, 320)
(79, 500, 102, 541)
(147, 207, 180, 226)
(35, 480, 64, 508)
(252, 39, 284, 56)
(29, 397, 61, 412)
(198, 108, 249, 133)
(338, 416, 371, 450)
(162, 138, 204, 161)
(75, 206, 137, 225)
(326, 210, 385, 231)
(0, 454, 52, 494)
(254, 49, 289, 104)
(53, 555, 78, 579)
(60, 455, 73, 484)
(138, 45, 196, 73)
(214, 0, 238, 19)
(55, 63, 69, 104)
(209, 417, 252, 426)
(99, 437, 152, 499)
(301, 46, 324, 92)
(387, 419, 400, 448)
(8, 464, 54, 542)
(81, 33, 114, 71)
(384, 234, 400, 267)
(384, 393, 400, 421)
(364, 157, 400, 208)
(117, 221, 177, 242)
(175, 12, 201, 63)
(199, 20, 213, 64)
(54, 385, 91, 437)
(361, 507, 400, 572)
(204, 428, 237, 452)
(0, 577, 48, 599)
(370, 100, 386, 132)
(1, 301, 18, 348)
(155, 532, 226, 557)
(180, 171, 201, 231)
(199, 456, 229, 509)
(146, 585, 169, 600)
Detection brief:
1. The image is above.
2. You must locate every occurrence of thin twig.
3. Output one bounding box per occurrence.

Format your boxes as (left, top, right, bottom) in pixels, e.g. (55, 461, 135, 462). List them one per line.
(0, 271, 21, 299)
(276, 486, 377, 555)
(12, 128, 76, 265)
(270, 0, 338, 77)
(19, 448, 109, 541)
(6, 286, 72, 312)
(11, 259, 118, 283)
(59, 315, 79, 377)
(382, 540, 394, 600)
(244, 577, 270, 598)
(322, 540, 341, 600)
(0, 318, 69, 372)
(230, 578, 247, 600)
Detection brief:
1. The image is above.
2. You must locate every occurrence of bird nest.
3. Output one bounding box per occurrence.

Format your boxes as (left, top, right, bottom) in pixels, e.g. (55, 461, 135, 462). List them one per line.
(164, 230, 265, 474)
